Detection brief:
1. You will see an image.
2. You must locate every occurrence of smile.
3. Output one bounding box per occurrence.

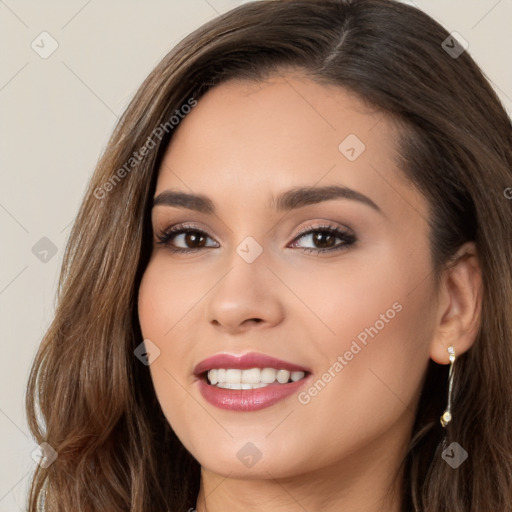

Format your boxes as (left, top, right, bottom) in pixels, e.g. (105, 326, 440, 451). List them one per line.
(207, 367, 306, 389)
(194, 352, 311, 411)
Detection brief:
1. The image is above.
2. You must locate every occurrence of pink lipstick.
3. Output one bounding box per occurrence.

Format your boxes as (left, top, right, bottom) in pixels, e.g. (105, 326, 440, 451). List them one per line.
(194, 352, 311, 412)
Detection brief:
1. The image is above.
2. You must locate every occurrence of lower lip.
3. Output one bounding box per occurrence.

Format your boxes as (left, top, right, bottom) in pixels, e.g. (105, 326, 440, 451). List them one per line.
(197, 376, 310, 411)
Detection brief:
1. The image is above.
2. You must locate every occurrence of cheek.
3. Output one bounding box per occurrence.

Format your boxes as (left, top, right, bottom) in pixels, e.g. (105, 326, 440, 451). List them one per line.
(289, 244, 436, 448)
(322, 265, 434, 404)
(137, 254, 219, 344)
(286, 288, 435, 476)
(137, 258, 211, 436)
(137, 258, 195, 380)
(284, 236, 434, 364)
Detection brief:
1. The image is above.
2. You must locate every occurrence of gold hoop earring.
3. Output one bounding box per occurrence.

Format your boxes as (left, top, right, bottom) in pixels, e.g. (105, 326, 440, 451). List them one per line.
(440, 345, 456, 427)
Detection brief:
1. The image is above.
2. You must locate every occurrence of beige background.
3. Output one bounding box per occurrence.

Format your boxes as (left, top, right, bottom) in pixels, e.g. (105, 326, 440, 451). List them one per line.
(1, 0, 511, 509)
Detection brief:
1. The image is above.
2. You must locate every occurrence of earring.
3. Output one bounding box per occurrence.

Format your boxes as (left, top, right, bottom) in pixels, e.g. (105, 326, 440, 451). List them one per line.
(440, 345, 456, 427)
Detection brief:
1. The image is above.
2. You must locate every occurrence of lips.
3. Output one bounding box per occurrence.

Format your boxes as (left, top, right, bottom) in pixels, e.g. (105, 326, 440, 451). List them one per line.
(194, 352, 312, 412)
(193, 352, 311, 376)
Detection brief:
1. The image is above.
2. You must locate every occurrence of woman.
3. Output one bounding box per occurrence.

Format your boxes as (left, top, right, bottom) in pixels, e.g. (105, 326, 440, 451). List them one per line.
(26, 0, 512, 510)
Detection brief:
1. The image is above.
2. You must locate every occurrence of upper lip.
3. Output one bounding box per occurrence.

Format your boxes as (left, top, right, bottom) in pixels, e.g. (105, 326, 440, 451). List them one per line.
(193, 352, 311, 376)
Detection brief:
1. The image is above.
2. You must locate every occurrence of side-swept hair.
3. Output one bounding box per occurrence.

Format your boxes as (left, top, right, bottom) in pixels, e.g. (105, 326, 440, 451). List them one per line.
(26, 1, 512, 510)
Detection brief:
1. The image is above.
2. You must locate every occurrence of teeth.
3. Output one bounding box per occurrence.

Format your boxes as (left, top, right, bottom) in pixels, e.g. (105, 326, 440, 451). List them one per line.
(206, 367, 306, 388)
(261, 368, 277, 383)
(225, 369, 241, 384)
(276, 369, 290, 383)
(251, 382, 269, 388)
(209, 369, 218, 385)
(291, 371, 304, 382)
(241, 368, 261, 384)
(217, 382, 253, 389)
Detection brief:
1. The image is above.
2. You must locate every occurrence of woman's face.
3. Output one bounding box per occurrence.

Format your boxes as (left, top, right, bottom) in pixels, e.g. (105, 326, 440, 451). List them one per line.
(138, 73, 439, 481)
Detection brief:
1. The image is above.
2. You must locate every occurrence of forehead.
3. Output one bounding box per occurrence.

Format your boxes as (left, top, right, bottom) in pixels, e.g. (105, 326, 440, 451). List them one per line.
(155, 73, 427, 224)
(162, 73, 390, 166)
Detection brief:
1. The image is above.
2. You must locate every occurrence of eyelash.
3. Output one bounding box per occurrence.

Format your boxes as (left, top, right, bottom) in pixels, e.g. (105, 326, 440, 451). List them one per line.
(155, 222, 356, 255)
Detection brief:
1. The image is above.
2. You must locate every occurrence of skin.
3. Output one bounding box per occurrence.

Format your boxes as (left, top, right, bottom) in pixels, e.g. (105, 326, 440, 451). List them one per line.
(137, 72, 482, 512)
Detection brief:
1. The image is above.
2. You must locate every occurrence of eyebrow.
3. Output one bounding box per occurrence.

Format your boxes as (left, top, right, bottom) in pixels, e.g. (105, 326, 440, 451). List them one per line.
(152, 185, 382, 215)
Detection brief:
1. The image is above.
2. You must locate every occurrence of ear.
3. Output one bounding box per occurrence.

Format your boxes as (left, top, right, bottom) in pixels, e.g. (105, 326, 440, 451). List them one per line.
(429, 241, 483, 365)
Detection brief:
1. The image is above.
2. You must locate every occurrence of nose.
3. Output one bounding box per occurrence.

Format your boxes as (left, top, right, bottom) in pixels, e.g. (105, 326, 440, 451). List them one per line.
(204, 258, 285, 335)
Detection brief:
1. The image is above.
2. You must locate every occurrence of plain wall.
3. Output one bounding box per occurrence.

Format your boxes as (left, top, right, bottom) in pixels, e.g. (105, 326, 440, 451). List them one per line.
(0, 1, 511, 509)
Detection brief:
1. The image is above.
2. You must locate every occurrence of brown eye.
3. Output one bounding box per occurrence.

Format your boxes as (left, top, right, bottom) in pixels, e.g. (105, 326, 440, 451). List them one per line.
(289, 224, 356, 254)
(156, 224, 219, 253)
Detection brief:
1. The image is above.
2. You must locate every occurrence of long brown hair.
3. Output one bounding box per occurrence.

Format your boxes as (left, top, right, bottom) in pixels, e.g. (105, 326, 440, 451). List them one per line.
(26, 1, 512, 510)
